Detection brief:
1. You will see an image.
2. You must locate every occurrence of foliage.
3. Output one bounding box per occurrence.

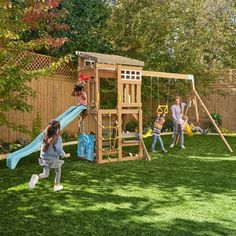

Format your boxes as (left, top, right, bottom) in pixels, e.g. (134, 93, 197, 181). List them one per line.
(211, 112, 222, 126)
(31, 112, 42, 140)
(125, 120, 138, 132)
(207, 112, 222, 132)
(61, 132, 77, 142)
(49, 0, 113, 58)
(100, 78, 117, 109)
(0, 0, 69, 132)
(106, 0, 236, 101)
(220, 128, 232, 134)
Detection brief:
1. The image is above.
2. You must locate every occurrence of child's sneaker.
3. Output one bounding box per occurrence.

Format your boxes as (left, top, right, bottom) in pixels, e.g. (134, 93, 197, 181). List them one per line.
(163, 149, 168, 153)
(170, 144, 174, 148)
(29, 174, 39, 189)
(181, 145, 186, 149)
(54, 185, 63, 192)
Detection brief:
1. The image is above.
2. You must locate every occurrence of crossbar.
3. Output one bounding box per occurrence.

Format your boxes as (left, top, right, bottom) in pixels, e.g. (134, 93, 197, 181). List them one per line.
(142, 71, 193, 80)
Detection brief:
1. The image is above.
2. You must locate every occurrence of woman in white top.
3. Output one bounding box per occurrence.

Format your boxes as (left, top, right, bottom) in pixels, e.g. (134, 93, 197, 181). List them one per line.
(170, 96, 187, 149)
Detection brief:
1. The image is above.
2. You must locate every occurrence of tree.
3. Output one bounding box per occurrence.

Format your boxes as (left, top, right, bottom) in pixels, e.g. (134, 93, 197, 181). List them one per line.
(0, 0, 69, 132)
(49, 0, 113, 58)
(106, 0, 236, 97)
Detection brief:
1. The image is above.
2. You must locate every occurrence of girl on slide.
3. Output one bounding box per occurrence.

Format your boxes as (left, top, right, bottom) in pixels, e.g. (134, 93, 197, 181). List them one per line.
(71, 83, 88, 133)
(29, 120, 70, 191)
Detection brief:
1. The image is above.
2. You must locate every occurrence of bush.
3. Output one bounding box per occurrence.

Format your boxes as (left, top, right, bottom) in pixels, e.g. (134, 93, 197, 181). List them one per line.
(125, 120, 138, 132)
(31, 112, 42, 140)
(61, 132, 77, 142)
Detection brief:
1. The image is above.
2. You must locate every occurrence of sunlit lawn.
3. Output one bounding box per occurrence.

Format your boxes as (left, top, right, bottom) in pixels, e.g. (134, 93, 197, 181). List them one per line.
(0, 135, 236, 235)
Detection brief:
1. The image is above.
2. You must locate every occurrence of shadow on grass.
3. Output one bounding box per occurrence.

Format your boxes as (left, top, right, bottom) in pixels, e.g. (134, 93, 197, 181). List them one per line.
(0, 136, 236, 235)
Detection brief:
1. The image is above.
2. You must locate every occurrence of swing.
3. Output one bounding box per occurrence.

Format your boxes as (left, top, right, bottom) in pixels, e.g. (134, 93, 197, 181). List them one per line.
(156, 78, 170, 114)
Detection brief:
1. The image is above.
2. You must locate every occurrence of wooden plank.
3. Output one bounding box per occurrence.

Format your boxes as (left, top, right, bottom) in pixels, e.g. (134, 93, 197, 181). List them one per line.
(193, 89, 233, 152)
(139, 108, 144, 159)
(140, 137, 151, 161)
(142, 71, 190, 80)
(95, 67, 100, 109)
(122, 103, 142, 107)
(98, 158, 119, 164)
(120, 65, 143, 71)
(122, 142, 140, 147)
(98, 109, 118, 114)
(191, 80, 199, 122)
(121, 109, 139, 114)
(96, 63, 117, 70)
(136, 84, 141, 104)
(99, 70, 116, 79)
(131, 84, 135, 103)
(117, 65, 123, 161)
(121, 80, 142, 85)
(97, 110, 103, 163)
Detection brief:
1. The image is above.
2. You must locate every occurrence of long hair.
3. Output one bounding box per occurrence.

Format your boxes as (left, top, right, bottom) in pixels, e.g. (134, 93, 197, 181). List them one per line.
(43, 120, 61, 152)
(175, 96, 183, 114)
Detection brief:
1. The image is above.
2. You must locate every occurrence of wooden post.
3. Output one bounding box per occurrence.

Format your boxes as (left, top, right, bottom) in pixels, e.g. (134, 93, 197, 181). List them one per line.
(191, 80, 199, 123)
(193, 89, 233, 152)
(140, 137, 151, 161)
(95, 67, 100, 109)
(138, 107, 144, 159)
(117, 65, 123, 161)
(97, 110, 103, 163)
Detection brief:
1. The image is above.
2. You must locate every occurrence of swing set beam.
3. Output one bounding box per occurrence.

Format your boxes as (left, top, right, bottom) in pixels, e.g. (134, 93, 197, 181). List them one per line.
(142, 71, 193, 80)
(143, 70, 233, 153)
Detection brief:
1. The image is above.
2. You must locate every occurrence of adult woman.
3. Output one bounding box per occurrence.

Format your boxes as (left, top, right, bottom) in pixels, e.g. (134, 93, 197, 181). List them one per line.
(170, 96, 188, 149)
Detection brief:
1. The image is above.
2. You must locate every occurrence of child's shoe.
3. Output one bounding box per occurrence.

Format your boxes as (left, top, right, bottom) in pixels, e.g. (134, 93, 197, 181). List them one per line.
(181, 145, 186, 149)
(163, 149, 168, 153)
(54, 185, 63, 192)
(170, 144, 174, 148)
(29, 174, 39, 189)
(152, 150, 157, 153)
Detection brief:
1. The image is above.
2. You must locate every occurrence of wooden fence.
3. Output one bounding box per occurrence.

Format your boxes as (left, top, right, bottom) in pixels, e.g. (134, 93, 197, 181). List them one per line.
(0, 53, 78, 143)
(1, 52, 236, 143)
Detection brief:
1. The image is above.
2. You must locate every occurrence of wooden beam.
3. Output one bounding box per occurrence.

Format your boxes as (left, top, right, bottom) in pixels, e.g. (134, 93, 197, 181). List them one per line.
(142, 71, 190, 80)
(140, 137, 151, 161)
(96, 63, 117, 70)
(117, 65, 123, 161)
(191, 80, 199, 122)
(193, 89, 233, 152)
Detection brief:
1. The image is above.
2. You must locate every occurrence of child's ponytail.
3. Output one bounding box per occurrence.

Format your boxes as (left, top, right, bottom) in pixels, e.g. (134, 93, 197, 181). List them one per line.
(43, 120, 61, 152)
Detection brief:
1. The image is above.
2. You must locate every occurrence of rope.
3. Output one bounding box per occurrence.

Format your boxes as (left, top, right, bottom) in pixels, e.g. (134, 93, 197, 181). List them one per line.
(101, 136, 119, 141)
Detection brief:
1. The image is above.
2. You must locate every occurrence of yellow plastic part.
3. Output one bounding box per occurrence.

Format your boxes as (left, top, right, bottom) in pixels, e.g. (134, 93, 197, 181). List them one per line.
(184, 124, 194, 137)
(143, 128, 153, 138)
(156, 105, 168, 114)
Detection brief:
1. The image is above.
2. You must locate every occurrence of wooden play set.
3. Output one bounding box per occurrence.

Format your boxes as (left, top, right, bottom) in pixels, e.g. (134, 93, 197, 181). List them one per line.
(76, 51, 233, 164)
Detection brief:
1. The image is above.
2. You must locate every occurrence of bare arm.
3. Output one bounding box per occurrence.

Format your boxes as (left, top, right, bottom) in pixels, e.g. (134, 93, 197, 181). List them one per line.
(171, 105, 177, 123)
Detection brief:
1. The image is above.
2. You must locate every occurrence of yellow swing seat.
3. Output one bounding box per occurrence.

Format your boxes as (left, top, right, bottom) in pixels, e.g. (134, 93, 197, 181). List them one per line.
(143, 128, 153, 138)
(184, 125, 194, 137)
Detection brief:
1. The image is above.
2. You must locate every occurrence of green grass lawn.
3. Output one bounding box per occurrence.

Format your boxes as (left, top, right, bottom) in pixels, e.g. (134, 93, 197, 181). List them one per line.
(0, 135, 236, 236)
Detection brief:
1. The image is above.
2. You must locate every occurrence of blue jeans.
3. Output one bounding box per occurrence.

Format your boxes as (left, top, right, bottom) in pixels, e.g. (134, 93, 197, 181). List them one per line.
(152, 135, 165, 151)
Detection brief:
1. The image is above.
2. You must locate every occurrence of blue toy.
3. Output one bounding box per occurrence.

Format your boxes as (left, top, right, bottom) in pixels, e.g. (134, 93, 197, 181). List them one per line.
(77, 133, 95, 161)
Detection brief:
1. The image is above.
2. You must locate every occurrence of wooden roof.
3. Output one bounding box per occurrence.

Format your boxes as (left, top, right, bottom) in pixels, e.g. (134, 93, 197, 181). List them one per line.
(76, 51, 144, 67)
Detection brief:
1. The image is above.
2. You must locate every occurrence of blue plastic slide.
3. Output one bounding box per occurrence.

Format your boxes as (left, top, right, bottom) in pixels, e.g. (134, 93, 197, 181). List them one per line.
(6, 105, 87, 169)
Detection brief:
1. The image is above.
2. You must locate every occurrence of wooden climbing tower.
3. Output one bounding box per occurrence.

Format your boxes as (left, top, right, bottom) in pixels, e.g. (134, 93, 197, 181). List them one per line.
(76, 51, 150, 163)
